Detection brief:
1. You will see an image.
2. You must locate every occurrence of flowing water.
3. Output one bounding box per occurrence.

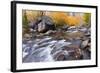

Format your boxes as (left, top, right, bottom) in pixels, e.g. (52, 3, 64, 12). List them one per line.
(22, 27, 91, 63)
(22, 37, 72, 63)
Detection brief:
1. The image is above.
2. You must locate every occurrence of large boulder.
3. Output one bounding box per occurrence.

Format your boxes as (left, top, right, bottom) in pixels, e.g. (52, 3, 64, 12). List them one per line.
(29, 16, 55, 33)
(37, 16, 55, 33)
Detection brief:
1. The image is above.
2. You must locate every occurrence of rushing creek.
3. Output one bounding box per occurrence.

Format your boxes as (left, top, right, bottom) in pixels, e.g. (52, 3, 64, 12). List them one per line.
(22, 37, 72, 62)
(22, 27, 91, 63)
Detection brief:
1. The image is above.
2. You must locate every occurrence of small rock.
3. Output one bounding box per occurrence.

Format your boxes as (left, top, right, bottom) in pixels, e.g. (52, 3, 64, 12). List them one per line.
(44, 30, 55, 35)
(81, 40, 89, 49)
(63, 45, 82, 60)
(24, 34, 31, 38)
(81, 50, 91, 59)
(68, 26, 76, 30)
(56, 54, 65, 61)
(51, 40, 71, 54)
(53, 50, 69, 61)
(79, 28, 87, 32)
(37, 37, 52, 45)
(61, 25, 69, 31)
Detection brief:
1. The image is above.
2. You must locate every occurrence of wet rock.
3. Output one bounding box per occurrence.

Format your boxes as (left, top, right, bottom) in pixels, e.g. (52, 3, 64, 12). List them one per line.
(51, 40, 71, 54)
(70, 39, 82, 47)
(67, 31, 84, 39)
(41, 16, 54, 25)
(37, 37, 52, 45)
(63, 45, 82, 60)
(56, 54, 65, 61)
(52, 50, 69, 61)
(81, 49, 91, 59)
(44, 30, 56, 35)
(82, 36, 88, 41)
(29, 21, 38, 30)
(31, 16, 55, 33)
(35, 33, 45, 38)
(79, 27, 88, 32)
(27, 40, 33, 44)
(81, 40, 89, 49)
(67, 30, 78, 33)
(37, 21, 46, 32)
(68, 26, 76, 30)
(85, 31, 90, 36)
(54, 40, 71, 47)
(61, 25, 69, 31)
(24, 34, 31, 38)
(67, 26, 78, 33)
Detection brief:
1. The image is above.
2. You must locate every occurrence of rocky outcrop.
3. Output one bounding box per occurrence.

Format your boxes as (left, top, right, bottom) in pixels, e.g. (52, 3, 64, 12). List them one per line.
(29, 16, 55, 33)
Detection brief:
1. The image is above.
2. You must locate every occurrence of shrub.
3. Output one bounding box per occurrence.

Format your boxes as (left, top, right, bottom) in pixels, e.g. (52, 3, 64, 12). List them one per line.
(83, 13, 91, 25)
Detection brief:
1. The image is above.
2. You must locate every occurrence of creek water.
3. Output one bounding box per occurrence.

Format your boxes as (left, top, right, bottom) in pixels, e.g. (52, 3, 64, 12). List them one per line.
(22, 37, 72, 63)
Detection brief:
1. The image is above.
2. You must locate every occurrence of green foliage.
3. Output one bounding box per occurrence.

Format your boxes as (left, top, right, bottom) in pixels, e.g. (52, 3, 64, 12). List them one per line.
(23, 11, 28, 28)
(22, 11, 30, 35)
(83, 13, 91, 25)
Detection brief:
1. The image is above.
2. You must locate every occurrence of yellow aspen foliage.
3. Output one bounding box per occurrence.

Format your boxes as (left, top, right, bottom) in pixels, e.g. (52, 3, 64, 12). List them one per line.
(66, 16, 82, 26)
(47, 12, 68, 27)
(47, 12, 82, 27)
